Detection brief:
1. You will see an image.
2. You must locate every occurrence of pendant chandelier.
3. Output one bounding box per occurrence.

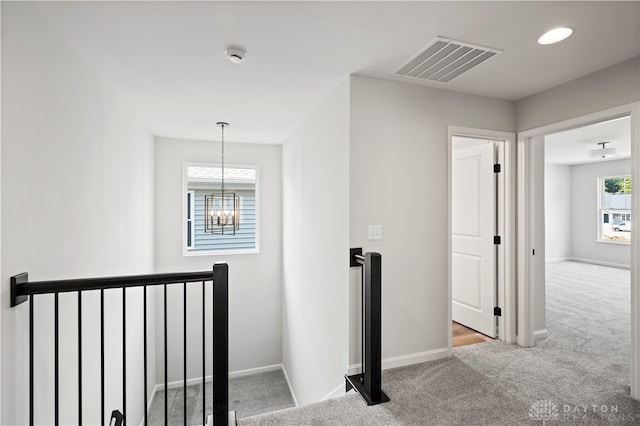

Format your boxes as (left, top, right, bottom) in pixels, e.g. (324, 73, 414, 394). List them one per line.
(205, 122, 239, 234)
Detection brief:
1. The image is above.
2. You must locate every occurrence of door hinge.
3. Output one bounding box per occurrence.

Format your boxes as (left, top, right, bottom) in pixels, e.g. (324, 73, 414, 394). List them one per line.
(494, 236, 501, 245)
(493, 163, 501, 173)
(494, 307, 502, 317)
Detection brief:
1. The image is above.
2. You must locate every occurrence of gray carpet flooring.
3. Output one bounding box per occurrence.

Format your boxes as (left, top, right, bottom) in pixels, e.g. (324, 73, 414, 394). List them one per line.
(147, 369, 294, 425)
(239, 261, 640, 425)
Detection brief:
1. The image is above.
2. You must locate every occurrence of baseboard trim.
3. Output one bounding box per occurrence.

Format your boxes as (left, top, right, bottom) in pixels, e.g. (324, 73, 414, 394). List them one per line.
(569, 257, 630, 270)
(347, 347, 449, 376)
(281, 364, 299, 407)
(383, 347, 450, 370)
(153, 363, 284, 392)
(534, 329, 549, 340)
(153, 376, 208, 392)
(545, 257, 571, 263)
(546, 257, 631, 270)
(321, 382, 346, 401)
(229, 363, 282, 379)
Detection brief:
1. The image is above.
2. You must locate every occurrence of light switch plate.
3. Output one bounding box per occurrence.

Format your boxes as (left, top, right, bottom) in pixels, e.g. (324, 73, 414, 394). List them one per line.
(368, 225, 382, 240)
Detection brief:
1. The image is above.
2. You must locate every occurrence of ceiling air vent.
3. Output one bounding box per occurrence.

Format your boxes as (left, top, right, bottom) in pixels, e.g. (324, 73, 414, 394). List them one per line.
(394, 37, 502, 83)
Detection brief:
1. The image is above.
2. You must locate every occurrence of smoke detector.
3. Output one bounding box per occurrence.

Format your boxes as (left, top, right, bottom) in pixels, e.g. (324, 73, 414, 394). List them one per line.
(225, 47, 247, 64)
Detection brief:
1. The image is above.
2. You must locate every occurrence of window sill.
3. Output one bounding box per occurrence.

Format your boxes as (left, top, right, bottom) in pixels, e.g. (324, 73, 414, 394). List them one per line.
(597, 239, 631, 246)
(183, 248, 259, 256)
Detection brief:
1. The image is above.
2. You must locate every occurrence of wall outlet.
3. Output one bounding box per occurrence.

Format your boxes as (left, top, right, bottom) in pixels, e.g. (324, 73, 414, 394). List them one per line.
(368, 225, 382, 240)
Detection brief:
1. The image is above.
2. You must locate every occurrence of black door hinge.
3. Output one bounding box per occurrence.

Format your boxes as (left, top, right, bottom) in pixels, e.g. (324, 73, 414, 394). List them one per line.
(494, 236, 501, 245)
(493, 164, 501, 173)
(494, 307, 502, 317)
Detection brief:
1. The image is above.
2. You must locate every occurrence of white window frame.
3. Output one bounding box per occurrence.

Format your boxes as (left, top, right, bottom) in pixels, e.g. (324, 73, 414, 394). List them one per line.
(597, 174, 631, 245)
(183, 162, 260, 256)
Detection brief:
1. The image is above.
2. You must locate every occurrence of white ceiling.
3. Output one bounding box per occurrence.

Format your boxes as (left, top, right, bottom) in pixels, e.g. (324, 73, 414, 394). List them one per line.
(545, 116, 631, 165)
(31, 1, 640, 144)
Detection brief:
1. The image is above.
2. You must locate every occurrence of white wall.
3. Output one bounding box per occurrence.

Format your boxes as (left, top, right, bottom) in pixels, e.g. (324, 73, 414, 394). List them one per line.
(532, 137, 546, 334)
(516, 57, 640, 132)
(543, 159, 631, 268)
(154, 137, 282, 380)
(282, 79, 350, 406)
(1, 3, 155, 425)
(544, 164, 572, 261)
(571, 159, 631, 267)
(349, 75, 515, 364)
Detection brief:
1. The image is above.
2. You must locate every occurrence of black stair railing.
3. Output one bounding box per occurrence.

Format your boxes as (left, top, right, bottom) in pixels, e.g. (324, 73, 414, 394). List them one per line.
(11, 263, 230, 426)
(345, 249, 389, 406)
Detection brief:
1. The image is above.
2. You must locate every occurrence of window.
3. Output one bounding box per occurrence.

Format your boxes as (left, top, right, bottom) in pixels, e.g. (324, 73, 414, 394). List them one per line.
(599, 175, 631, 243)
(184, 164, 259, 254)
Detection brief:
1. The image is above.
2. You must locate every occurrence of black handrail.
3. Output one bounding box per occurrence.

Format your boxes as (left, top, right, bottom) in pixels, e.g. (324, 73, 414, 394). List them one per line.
(11, 270, 214, 303)
(10, 264, 231, 426)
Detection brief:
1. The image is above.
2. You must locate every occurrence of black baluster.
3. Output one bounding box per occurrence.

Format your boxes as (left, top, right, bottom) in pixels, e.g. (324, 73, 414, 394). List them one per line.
(202, 280, 206, 426)
(211, 276, 218, 423)
(183, 282, 187, 426)
(29, 296, 34, 426)
(123, 288, 126, 423)
(78, 291, 82, 425)
(144, 286, 148, 426)
(164, 284, 168, 426)
(55, 293, 59, 426)
(101, 289, 105, 426)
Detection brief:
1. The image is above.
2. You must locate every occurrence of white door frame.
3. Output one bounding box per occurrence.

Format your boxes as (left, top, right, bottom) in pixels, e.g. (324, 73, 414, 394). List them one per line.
(517, 102, 640, 398)
(448, 126, 517, 350)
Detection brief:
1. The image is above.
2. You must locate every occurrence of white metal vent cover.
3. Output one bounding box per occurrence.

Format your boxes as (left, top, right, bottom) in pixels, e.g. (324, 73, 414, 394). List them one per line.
(394, 37, 503, 83)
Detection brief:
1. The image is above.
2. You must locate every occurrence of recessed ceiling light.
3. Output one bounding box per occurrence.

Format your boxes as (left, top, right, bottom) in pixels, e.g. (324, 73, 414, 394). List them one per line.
(538, 27, 573, 45)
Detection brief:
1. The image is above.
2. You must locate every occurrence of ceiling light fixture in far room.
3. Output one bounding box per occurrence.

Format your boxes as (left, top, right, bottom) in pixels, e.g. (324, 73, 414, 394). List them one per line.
(205, 122, 240, 235)
(589, 141, 617, 159)
(538, 27, 574, 45)
(225, 46, 247, 64)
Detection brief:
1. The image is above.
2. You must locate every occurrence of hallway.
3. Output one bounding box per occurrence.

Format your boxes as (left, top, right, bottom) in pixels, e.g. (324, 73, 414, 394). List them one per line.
(237, 261, 638, 425)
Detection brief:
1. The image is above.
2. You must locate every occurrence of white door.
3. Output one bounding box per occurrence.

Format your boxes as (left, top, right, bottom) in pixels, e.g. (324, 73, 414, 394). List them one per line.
(452, 142, 496, 337)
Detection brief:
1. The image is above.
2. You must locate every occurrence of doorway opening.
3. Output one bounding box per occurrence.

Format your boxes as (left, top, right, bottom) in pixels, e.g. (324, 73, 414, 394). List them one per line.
(447, 127, 516, 351)
(517, 102, 639, 398)
(534, 116, 632, 380)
